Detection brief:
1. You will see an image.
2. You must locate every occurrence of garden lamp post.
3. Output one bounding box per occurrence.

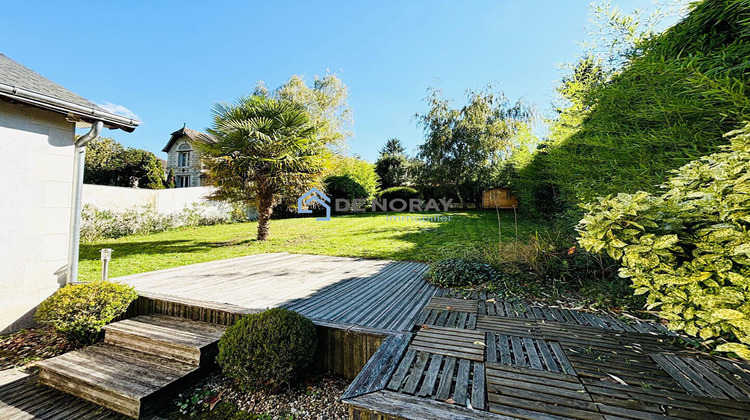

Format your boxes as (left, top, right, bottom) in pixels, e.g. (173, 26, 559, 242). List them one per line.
(100, 248, 113, 282)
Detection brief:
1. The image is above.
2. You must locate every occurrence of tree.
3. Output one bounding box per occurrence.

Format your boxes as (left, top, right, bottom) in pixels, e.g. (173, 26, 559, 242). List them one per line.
(203, 96, 327, 241)
(84, 137, 164, 189)
(261, 73, 352, 152)
(116, 149, 165, 189)
(380, 138, 406, 156)
(84, 137, 123, 185)
(327, 155, 379, 200)
(415, 86, 533, 207)
(375, 138, 409, 189)
(165, 168, 176, 188)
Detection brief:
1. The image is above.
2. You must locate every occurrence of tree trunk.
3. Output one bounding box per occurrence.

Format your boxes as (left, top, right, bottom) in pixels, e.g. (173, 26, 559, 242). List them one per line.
(256, 193, 274, 241)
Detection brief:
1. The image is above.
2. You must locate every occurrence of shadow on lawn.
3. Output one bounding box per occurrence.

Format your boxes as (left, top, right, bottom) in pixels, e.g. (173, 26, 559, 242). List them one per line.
(79, 238, 254, 261)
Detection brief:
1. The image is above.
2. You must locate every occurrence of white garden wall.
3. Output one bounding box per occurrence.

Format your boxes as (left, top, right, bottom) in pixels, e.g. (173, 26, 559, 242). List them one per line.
(82, 184, 231, 216)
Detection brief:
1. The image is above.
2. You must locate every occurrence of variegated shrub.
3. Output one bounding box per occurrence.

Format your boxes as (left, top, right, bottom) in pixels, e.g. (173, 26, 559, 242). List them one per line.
(578, 124, 750, 358)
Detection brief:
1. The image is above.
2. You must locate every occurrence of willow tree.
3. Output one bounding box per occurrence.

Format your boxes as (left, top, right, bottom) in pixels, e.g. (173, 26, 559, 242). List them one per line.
(204, 96, 328, 240)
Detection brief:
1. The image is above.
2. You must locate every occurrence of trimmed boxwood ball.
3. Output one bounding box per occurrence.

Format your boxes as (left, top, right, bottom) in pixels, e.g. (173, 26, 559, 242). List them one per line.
(217, 308, 317, 390)
(426, 258, 497, 288)
(35, 281, 138, 345)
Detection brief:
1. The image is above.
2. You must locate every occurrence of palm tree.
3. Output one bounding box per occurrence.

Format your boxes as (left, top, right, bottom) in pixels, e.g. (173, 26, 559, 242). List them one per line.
(204, 96, 327, 240)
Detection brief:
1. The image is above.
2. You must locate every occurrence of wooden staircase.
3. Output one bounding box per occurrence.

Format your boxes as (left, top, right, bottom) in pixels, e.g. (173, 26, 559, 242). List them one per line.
(37, 314, 227, 419)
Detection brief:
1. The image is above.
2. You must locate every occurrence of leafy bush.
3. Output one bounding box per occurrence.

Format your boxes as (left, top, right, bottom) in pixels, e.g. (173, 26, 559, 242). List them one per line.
(426, 258, 497, 288)
(578, 125, 750, 358)
(81, 203, 234, 242)
(377, 187, 420, 202)
(35, 281, 137, 345)
(324, 175, 369, 208)
(327, 155, 380, 199)
(217, 308, 317, 390)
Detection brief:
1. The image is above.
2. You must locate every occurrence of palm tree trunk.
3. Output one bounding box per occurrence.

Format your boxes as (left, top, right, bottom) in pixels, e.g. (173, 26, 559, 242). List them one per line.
(256, 192, 274, 241)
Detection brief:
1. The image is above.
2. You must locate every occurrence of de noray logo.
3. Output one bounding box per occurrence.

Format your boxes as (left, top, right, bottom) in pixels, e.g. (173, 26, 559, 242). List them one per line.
(297, 187, 331, 221)
(297, 188, 453, 222)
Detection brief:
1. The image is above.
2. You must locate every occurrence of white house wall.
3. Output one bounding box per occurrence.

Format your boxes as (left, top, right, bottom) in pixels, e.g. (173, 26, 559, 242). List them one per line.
(0, 101, 75, 333)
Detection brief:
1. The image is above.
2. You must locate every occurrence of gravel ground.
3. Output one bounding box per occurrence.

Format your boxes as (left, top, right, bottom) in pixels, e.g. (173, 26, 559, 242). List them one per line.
(168, 372, 350, 419)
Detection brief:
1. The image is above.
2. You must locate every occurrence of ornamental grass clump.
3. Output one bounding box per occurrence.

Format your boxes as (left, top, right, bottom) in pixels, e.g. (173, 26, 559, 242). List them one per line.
(217, 308, 317, 390)
(578, 125, 750, 358)
(35, 281, 137, 345)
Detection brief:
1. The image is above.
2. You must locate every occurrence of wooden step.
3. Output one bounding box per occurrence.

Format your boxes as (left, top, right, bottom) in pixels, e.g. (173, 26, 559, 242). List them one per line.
(103, 314, 227, 365)
(37, 343, 201, 418)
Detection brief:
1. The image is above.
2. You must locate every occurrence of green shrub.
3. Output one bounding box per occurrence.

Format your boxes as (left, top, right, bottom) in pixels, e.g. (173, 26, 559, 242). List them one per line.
(328, 155, 380, 199)
(81, 203, 233, 242)
(578, 125, 750, 358)
(324, 175, 369, 208)
(426, 258, 497, 288)
(377, 187, 420, 202)
(35, 281, 137, 345)
(217, 308, 317, 390)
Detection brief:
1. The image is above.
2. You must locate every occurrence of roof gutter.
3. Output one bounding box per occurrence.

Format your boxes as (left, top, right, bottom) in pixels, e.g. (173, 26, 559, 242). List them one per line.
(0, 82, 139, 132)
(66, 121, 103, 285)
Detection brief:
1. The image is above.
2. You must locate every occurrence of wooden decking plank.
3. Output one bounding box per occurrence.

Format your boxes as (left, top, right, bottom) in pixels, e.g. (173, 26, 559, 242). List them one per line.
(453, 359, 471, 406)
(488, 394, 604, 420)
(352, 263, 430, 326)
(471, 362, 486, 410)
(656, 354, 726, 398)
(468, 313, 477, 329)
(510, 335, 527, 367)
(417, 354, 443, 397)
(490, 384, 599, 411)
(524, 338, 544, 370)
(487, 377, 591, 401)
(548, 341, 577, 375)
(537, 340, 560, 373)
(434, 357, 457, 401)
(457, 312, 468, 329)
(498, 334, 512, 364)
(315, 262, 415, 321)
(703, 359, 750, 397)
(681, 357, 747, 400)
(486, 332, 497, 363)
(386, 349, 417, 391)
(343, 333, 411, 399)
(347, 390, 511, 420)
(402, 351, 430, 395)
(487, 363, 584, 389)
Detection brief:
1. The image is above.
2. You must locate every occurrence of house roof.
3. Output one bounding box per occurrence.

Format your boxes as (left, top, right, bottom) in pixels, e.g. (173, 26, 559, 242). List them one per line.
(162, 126, 217, 152)
(0, 53, 139, 132)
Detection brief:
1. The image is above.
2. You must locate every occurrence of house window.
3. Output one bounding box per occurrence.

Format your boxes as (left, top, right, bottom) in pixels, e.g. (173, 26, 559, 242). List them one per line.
(178, 151, 191, 167)
(176, 175, 190, 188)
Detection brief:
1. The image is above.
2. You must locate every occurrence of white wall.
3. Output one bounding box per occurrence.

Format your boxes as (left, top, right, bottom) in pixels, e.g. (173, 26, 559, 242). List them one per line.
(82, 184, 231, 216)
(0, 101, 75, 333)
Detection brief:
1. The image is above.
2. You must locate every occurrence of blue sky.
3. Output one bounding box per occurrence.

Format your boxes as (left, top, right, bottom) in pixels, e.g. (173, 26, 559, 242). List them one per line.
(2, 1, 679, 162)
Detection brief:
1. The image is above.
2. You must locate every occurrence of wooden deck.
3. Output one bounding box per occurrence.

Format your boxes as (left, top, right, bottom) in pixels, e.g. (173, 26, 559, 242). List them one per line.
(114, 253, 436, 333)
(0, 369, 135, 419)
(344, 289, 750, 419)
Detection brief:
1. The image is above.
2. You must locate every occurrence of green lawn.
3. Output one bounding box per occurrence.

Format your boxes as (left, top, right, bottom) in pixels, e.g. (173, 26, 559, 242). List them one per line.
(79, 210, 542, 281)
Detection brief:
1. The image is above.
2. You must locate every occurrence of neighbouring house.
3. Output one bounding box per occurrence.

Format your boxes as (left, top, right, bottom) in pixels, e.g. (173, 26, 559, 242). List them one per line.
(0, 53, 139, 333)
(482, 187, 519, 209)
(162, 125, 216, 188)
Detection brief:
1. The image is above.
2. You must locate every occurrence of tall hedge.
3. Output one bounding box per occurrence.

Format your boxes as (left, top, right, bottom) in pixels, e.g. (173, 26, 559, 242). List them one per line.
(519, 0, 750, 218)
(578, 125, 750, 358)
